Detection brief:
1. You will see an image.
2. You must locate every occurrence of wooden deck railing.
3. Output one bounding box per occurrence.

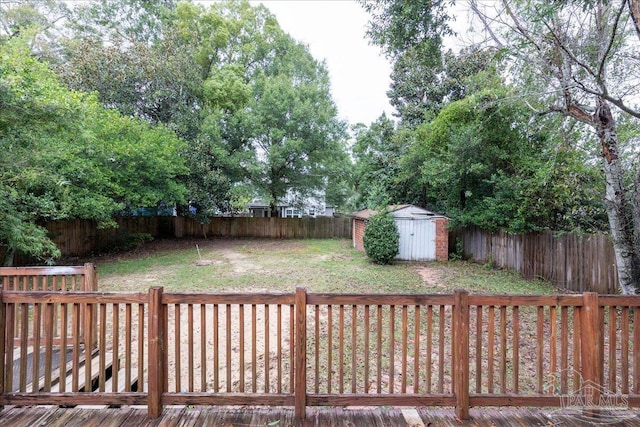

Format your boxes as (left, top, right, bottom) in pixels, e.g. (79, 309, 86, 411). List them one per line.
(1, 282, 640, 420)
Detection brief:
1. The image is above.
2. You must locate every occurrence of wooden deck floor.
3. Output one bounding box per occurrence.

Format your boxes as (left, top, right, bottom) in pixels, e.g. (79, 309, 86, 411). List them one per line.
(1, 405, 639, 427)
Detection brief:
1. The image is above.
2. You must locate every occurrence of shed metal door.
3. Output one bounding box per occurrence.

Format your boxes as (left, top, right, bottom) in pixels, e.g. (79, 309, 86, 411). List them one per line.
(395, 219, 436, 261)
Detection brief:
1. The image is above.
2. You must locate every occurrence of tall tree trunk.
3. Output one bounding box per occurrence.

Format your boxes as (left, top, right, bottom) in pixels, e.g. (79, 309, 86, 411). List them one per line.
(2, 246, 16, 267)
(633, 161, 640, 286)
(594, 98, 638, 294)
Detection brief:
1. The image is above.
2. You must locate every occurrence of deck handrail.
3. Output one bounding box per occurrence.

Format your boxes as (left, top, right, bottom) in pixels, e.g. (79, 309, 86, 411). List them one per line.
(2, 280, 640, 421)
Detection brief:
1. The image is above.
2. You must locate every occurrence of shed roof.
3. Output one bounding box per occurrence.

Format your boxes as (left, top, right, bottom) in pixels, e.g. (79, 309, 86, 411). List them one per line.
(352, 204, 447, 220)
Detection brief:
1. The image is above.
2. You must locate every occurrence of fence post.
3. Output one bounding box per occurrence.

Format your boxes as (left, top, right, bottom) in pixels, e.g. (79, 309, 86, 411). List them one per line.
(454, 289, 470, 420)
(580, 292, 601, 414)
(0, 288, 5, 413)
(294, 287, 307, 420)
(148, 286, 165, 418)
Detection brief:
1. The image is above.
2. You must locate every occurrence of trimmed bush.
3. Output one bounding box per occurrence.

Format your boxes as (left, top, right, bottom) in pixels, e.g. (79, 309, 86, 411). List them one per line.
(363, 210, 399, 265)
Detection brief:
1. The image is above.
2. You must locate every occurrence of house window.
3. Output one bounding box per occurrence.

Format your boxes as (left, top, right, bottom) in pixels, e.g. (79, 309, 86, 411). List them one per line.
(308, 208, 315, 217)
(285, 208, 301, 218)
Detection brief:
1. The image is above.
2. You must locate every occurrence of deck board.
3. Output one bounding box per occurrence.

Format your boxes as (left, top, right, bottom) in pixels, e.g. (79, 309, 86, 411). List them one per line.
(0, 405, 639, 427)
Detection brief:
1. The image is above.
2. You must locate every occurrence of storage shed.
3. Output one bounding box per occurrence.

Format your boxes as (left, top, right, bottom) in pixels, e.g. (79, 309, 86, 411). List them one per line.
(352, 205, 449, 262)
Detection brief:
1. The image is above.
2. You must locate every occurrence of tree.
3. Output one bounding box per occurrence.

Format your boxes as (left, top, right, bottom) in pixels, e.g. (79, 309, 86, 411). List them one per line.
(389, 46, 496, 125)
(467, 0, 640, 293)
(180, 1, 347, 216)
(0, 36, 187, 265)
(239, 53, 347, 216)
(352, 115, 407, 209)
(405, 86, 605, 233)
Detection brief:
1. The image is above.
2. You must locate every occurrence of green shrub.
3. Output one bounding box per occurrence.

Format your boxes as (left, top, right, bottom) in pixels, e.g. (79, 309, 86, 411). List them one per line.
(106, 232, 154, 253)
(363, 210, 399, 265)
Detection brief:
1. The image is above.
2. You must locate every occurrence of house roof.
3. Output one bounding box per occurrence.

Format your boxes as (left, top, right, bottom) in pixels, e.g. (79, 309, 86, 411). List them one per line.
(352, 204, 447, 220)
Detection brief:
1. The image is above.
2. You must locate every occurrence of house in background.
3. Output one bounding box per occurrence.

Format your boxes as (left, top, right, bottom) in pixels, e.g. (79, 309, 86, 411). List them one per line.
(352, 204, 449, 262)
(248, 200, 335, 218)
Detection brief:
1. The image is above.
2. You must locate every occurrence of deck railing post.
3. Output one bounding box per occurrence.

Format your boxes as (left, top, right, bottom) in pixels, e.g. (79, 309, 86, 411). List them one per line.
(148, 286, 165, 418)
(0, 288, 5, 413)
(294, 287, 307, 420)
(580, 292, 601, 415)
(454, 289, 470, 420)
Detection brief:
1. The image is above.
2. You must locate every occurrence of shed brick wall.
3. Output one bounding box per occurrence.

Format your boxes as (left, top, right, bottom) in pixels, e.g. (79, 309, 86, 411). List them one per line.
(435, 217, 449, 262)
(353, 218, 366, 251)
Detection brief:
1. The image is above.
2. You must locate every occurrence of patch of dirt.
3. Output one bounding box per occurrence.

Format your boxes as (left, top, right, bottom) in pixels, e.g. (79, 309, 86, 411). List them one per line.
(414, 265, 446, 288)
(222, 251, 262, 274)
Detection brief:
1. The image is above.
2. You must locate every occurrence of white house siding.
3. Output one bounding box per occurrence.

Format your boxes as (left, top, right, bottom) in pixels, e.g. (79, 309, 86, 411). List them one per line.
(394, 218, 437, 261)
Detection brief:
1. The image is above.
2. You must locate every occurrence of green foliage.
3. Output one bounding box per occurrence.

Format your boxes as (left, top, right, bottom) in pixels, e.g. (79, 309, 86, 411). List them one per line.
(0, 36, 187, 265)
(449, 238, 464, 261)
(403, 86, 605, 233)
(56, 0, 349, 216)
(103, 232, 154, 254)
(363, 211, 399, 265)
(360, 0, 453, 58)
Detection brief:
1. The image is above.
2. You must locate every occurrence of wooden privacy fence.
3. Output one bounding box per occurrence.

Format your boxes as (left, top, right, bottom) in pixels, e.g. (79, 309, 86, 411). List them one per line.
(11, 217, 351, 261)
(1, 285, 640, 420)
(452, 226, 619, 294)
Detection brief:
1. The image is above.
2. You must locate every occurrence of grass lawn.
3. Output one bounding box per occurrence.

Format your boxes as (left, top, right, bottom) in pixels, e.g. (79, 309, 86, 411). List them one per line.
(92, 237, 557, 295)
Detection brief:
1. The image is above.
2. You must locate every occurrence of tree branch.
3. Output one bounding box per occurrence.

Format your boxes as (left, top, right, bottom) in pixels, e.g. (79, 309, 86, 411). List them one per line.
(597, 1, 626, 87)
(469, 0, 504, 48)
(573, 78, 640, 119)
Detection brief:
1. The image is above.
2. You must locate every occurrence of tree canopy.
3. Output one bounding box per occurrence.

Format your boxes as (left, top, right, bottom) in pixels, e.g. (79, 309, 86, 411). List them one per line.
(0, 35, 186, 265)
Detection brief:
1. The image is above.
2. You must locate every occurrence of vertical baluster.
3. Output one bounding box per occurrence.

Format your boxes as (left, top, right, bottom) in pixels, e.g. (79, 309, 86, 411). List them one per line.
(560, 306, 569, 394)
(476, 305, 483, 393)
(487, 305, 495, 394)
(376, 305, 382, 394)
(201, 303, 207, 392)
(401, 305, 408, 393)
(622, 306, 630, 394)
(252, 304, 257, 393)
(536, 306, 544, 394)
(608, 306, 617, 394)
(512, 306, 519, 394)
(226, 304, 231, 393)
(125, 303, 132, 391)
(364, 305, 370, 394)
(239, 304, 245, 392)
(500, 305, 507, 393)
(438, 305, 445, 394)
(389, 305, 395, 394)
(175, 304, 181, 393)
(112, 303, 120, 392)
(338, 304, 344, 394)
(188, 303, 194, 392)
(277, 304, 282, 394)
(138, 303, 145, 392)
(351, 304, 357, 394)
(413, 305, 420, 394)
(213, 304, 219, 393)
(327, 304, 333, 394)
(265, 304, 270, 394)
(426, 305, 432, 394)
(99, 303, 107, 392)
(32, 302, 41, 392)
(549, 306, 557, 393)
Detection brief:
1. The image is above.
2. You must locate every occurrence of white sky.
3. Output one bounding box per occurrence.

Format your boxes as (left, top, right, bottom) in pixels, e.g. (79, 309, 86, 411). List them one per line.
(251, 0, 395, 126)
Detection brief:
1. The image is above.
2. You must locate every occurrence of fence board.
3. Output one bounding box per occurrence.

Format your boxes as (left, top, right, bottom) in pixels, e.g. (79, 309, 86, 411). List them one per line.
(452, 227, 618, 294)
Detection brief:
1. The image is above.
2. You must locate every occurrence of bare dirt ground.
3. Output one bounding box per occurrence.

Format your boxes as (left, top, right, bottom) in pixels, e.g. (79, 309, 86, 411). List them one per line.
(86, 238, 451, 393)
